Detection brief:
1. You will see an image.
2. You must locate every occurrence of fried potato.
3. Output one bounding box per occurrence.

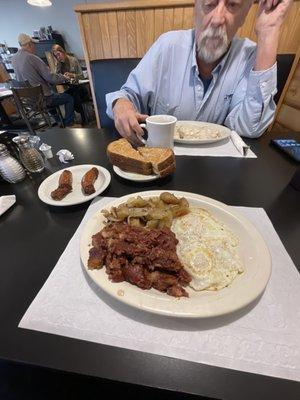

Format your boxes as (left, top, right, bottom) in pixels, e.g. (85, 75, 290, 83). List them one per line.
(146, 219, 159, 229)
(128, 217, 142, 227)
(126, 196, 148, 207)
(179, 197, 189, 208)
(170, 205, 189, 218)
(160, 192, 180, 205)
(116, 206, 130, 220)
(102, 192, 189, 228)
(128, 207, 149, 218)
(147, 208, 172, 221)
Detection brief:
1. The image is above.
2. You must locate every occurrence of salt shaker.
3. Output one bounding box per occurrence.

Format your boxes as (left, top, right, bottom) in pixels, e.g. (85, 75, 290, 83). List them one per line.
(0, 143, 26, 183)
(17, 137, 45, 173)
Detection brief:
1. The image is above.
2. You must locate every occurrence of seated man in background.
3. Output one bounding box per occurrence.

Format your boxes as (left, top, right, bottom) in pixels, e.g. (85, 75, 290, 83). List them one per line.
(106, 0, 292, 145)
(12, 33, 79, 127)
(52, 45, 90, 125)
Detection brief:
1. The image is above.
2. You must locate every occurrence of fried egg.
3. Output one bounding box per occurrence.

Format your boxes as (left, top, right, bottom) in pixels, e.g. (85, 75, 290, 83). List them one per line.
(172, 207, 244, 291)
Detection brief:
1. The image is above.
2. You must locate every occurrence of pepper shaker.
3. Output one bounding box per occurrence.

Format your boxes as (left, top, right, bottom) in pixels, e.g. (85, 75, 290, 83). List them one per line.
(17, 137, 45, 173)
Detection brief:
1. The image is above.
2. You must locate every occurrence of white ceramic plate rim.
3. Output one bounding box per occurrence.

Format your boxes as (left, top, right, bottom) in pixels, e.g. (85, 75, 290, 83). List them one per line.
(38, 164, 111, 206)
(113, 165, 159, 182)
(174, 121, 231, 145)
(80, 190, 272, 318)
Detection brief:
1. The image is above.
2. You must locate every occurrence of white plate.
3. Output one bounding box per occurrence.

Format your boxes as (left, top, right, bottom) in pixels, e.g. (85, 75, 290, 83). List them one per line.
(174, 121, 231, 144)
(80, 190, 272, 318)
(38, 164, 111, 206)
(113, 165, 159, 182)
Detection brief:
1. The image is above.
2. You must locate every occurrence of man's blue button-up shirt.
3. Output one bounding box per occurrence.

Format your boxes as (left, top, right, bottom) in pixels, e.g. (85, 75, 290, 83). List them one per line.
(106, 29, 277, 138)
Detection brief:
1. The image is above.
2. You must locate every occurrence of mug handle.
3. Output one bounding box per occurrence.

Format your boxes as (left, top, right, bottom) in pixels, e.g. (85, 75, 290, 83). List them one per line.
(138, 123, 147, 145)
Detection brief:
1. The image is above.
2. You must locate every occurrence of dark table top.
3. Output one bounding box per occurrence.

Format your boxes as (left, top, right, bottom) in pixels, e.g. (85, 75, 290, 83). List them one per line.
(0, 127, 299, 400)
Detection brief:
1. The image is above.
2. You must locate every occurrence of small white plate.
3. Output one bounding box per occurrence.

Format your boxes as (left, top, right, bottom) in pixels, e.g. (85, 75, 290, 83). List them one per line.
(80, 190, 272, 318)
(38, 164, 111, 206)
(174, 121, 231, 145)
(113, 165, 159, 182)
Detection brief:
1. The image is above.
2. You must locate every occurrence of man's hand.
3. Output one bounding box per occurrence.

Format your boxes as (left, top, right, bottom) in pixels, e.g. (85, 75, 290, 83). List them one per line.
(255, 0, 293, 37)
(113, 98, 149, 146)
(254, 0, 293, 71)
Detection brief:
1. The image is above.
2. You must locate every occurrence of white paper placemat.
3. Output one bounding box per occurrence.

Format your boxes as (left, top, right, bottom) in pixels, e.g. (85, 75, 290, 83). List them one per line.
(0, 195, 16, 217)
(174, 134, 257, 158)
(19, 197, 300, 382)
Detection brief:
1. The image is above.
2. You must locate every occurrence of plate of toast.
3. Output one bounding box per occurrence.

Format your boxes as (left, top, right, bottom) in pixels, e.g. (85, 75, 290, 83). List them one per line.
(107, 138, 176, 181)
(113, 166, 158, 182)
(38, 164, 111, 206)
(174, 121, 231, 144)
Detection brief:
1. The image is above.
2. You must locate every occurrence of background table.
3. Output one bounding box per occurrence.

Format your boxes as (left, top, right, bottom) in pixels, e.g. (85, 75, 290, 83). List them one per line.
(0, 128, 299, 400)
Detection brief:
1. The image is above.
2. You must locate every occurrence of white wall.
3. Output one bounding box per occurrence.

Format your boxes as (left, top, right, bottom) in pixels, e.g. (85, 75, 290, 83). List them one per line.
(0, 0, 105, 59)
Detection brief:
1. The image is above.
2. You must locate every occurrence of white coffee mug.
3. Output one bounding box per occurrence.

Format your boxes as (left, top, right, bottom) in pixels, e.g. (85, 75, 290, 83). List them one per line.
(139, 115, 177, 149)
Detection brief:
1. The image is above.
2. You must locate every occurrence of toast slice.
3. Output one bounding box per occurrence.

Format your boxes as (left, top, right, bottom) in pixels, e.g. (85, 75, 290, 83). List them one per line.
(107, 138, 153, 175)
(155, 161, 176, 178)
(138, 147, 175, 176)
(107, 138, 176, 177)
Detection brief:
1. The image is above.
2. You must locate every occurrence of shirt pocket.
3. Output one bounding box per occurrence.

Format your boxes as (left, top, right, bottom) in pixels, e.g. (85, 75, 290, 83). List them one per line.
(153, 97, 179, 115)
(214, 93, 234, 124)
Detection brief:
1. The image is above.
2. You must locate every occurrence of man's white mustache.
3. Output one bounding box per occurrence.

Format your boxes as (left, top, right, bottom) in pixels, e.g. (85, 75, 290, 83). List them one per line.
(203, 35, 224, 42)
(196, 26, 229, 63)
(199, 26, 227, 41)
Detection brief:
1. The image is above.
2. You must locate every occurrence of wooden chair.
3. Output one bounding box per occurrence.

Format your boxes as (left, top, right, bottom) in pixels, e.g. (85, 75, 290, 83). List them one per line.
(10, 79, 31, 89)
(269, 48, 300, 133)
(275, 54, 296, 104)
(12, 85, 59, 135)
(12, 80, 66, 132)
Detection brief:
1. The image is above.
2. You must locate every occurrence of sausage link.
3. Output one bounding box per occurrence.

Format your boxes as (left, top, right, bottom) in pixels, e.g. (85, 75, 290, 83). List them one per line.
(58, 170, 72, 189)
(51, 170, 73, 200)
(81, 167, 99, 195)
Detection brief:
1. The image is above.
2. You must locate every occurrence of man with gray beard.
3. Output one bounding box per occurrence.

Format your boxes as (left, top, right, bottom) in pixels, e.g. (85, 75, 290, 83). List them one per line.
(106, 0, 293, 144)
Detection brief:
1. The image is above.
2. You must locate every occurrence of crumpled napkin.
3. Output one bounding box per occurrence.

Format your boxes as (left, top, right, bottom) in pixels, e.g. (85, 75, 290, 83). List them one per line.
(56, 149, 74, 163)
(0, 195, 16, 217)
(231, 131, 250, 157)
